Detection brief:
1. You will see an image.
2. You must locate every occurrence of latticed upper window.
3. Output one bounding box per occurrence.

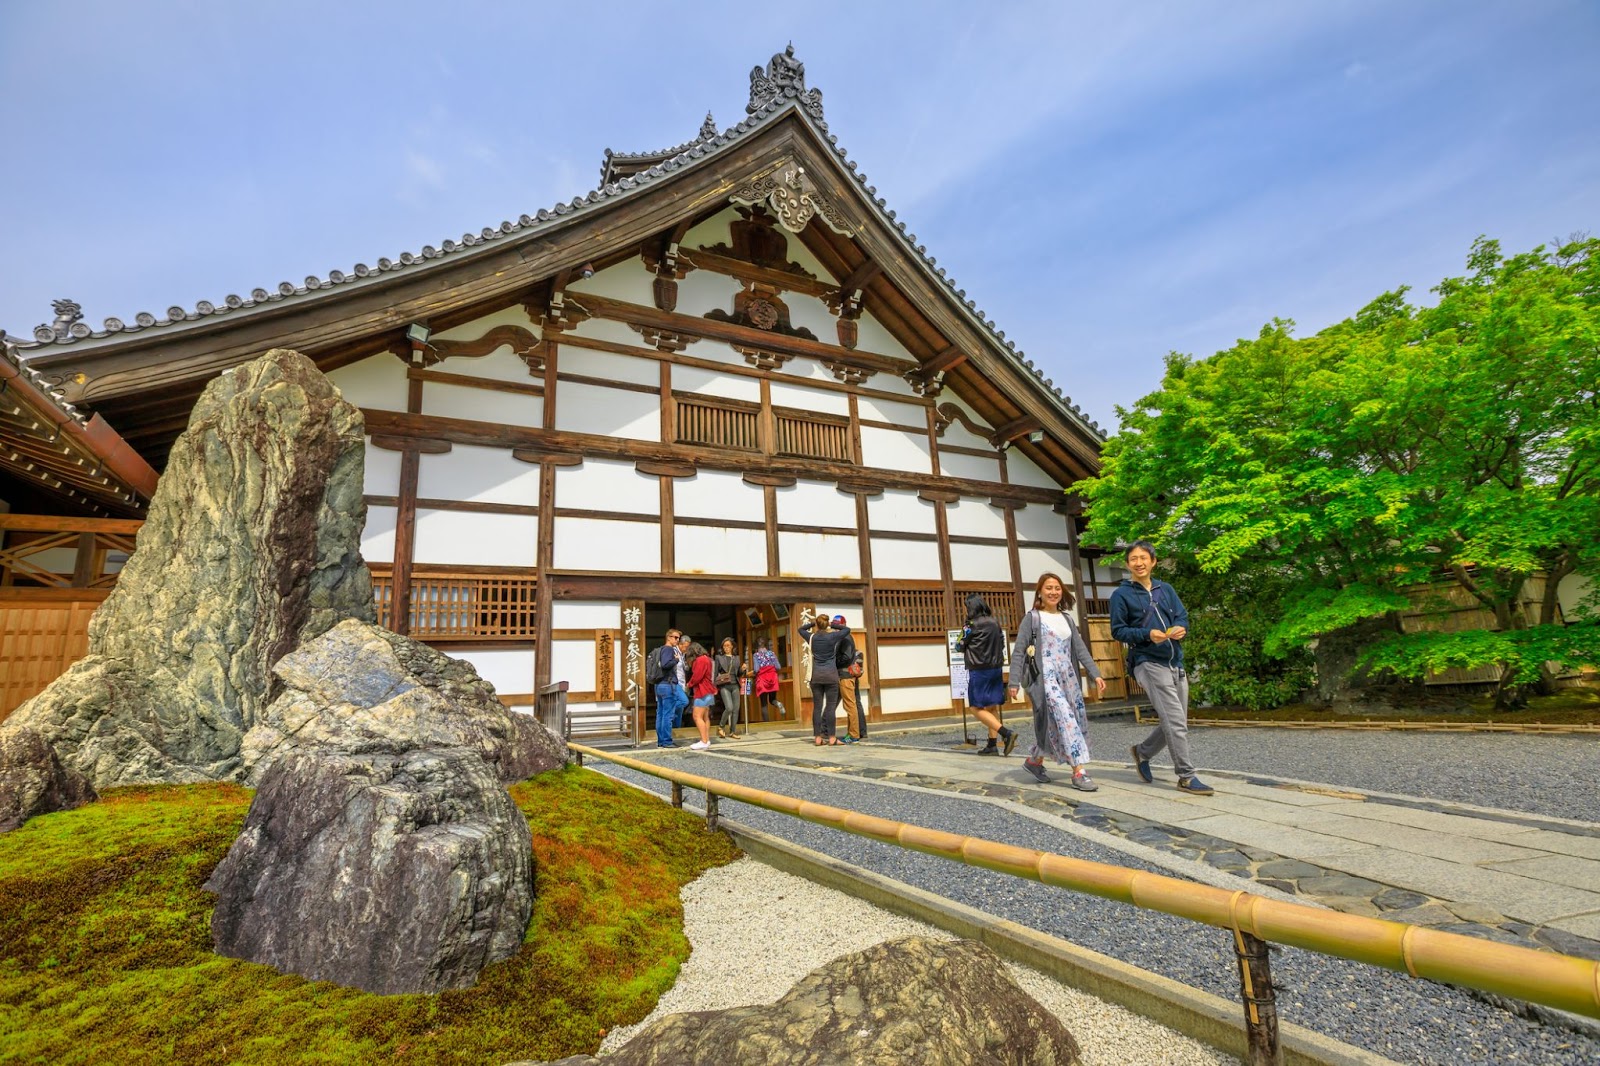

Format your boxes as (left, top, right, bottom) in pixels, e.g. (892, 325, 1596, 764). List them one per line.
(370, 568, 537, 641)
(676, 396, 760, 451)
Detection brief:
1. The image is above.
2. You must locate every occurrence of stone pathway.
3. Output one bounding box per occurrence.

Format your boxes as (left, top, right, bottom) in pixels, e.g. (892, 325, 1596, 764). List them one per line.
(692, 736, 1600, 962)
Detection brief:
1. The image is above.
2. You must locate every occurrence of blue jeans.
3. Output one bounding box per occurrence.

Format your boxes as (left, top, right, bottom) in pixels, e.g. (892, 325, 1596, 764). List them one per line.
(655, 682, 687, 746)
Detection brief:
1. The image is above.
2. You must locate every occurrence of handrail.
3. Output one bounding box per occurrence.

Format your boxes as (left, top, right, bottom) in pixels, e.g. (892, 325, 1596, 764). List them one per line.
(570, 742, 1600, 1022)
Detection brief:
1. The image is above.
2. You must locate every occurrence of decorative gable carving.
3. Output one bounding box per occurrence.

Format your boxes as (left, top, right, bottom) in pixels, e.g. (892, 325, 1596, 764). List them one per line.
(730, 165, 854, 237)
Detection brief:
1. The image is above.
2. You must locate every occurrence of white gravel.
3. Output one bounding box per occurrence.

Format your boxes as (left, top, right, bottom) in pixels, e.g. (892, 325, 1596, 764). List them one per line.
(599, 856, 1239, 1064)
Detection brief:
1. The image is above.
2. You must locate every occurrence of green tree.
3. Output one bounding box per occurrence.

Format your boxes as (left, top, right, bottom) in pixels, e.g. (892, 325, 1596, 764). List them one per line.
(1078, 237, 1600, 708)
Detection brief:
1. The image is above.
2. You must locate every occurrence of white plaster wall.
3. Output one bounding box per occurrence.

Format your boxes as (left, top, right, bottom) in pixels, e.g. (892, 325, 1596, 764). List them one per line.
(1019, 546, 1075, 583)
(776, 480, 857, 529)
(556, 381, 660, 440)
(871, 537, 940, 579)
(413, 510, 537, 566)
(816, 604, 866, 630)
(781, 290, 838, 344)
(432, 305, 538, 343)
(431, 347, 543, 387)
(17, 547, 75, 576)
(879, 685, 951, 715)
(675, 470, 765, 523)
(551, 600, 622, 630)
(559, 347, 659, 389)
(676, 269, 741, 320)
(946, 498, 1007, 539)
(857, 396, 930, 428)
(1014, 505, 1070, 545)
(673, 364, 760, 404)
(676, 526, 767, 576)
(568, 258, 655, 305)
(565, 314, 657, 350)
(769, 380, 850, 417)
(867, 489, 938, 533)
(950, 542, 1013, 583)
(553, 517, 660, 571)
(860, 426, 932, 475)
(778, 532, 860, 579)
(362, 505, 398, 561)
(364, 443, 404, 497)
(417, 446, 539, 506)
(875, 641, 948, 679)
(455, 649, 536, 698)
(1007, 448, 1066, 490)
(853, 310, 917, 364)
(936, 395, 995, 453)
(328, 352, 408, 412)
(557, 457, 659, 515)
(940, 451, 1002, 484)
(1558, 573, 1594, 619)
(550, 639, 598, 692)
(423, 382, 542, 428)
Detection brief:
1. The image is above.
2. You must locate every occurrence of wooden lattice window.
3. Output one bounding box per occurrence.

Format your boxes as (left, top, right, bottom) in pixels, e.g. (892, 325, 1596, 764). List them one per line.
(676, 395, 760, 451)
(873, 583, 947, 638)
(774, 407, 852, 462)
(370, 568, 537, 641)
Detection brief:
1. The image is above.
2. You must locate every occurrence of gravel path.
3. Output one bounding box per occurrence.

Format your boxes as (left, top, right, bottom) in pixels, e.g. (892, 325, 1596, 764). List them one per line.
(876, 717, 1600, 824)
(600, 857, 1238, 1065)
(598, 752, 1600, 1066)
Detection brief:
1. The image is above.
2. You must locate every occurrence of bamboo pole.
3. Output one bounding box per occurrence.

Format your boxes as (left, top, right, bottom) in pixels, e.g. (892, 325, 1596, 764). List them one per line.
(572, 743, 1600, 1021)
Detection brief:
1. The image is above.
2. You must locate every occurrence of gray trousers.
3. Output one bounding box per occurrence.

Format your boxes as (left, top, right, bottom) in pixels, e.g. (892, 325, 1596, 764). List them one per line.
(1132, 662, 1195, 778)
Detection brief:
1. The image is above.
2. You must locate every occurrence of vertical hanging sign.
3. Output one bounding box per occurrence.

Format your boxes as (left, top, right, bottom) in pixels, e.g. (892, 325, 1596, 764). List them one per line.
(595, 629, 617, 701)
(622, 601, 645, 711)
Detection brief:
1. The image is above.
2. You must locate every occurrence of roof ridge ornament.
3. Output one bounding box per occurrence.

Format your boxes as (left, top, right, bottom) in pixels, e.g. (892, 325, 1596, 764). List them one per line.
(747, 43, 825, 123)
(699, 111, 718, 140)
(729, 164, 854, 237)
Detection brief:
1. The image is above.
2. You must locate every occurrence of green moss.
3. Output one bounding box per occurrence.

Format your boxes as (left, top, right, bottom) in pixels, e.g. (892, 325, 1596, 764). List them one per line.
(0, 766, 738, 1064)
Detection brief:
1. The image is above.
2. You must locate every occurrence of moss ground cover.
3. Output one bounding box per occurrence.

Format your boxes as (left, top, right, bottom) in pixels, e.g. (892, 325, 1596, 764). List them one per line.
(0, 766, 737, 1064)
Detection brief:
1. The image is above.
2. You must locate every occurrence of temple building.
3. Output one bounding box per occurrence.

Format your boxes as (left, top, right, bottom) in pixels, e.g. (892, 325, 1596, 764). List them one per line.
(2, 48, 1120, 730)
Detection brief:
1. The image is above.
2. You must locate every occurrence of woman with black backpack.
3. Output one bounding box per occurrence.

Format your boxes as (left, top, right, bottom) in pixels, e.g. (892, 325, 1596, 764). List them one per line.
(960, 594, 1017, 756)
(799, 611, 848, 746)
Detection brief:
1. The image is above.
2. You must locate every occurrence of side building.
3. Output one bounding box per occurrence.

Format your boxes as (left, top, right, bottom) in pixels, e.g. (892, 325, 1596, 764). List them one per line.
(5, 49, 1113, 730)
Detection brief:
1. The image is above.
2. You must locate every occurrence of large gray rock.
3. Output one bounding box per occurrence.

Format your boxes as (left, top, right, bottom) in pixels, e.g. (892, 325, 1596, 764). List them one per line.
(205, 744, 534, 995)
(528, 937, 1082, 1066)
(0, 726, 97, 833)
(241, 619, 567, 784)
(1, 349, 374, 794)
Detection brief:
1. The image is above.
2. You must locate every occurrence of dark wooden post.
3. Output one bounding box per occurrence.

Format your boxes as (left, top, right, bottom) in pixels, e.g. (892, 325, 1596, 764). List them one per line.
(1233, 930, 1283, 1066)
(705, 792, 719, 832)
(670, 781, 683, 809)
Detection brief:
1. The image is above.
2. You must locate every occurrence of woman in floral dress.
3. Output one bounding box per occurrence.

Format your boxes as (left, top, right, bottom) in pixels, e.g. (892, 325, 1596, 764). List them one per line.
(1009, 572, 1106, 790)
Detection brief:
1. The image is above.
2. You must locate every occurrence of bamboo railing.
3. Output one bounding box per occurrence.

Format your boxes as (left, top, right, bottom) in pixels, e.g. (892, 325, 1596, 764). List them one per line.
(570, 742, 1600, 1034)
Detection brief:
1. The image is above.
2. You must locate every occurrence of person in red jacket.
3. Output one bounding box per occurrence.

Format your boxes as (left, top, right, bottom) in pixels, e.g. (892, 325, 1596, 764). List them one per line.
(686, 641, 717, 750)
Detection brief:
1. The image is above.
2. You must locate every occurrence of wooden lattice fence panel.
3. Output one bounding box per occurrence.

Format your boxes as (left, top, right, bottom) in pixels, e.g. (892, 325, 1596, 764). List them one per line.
(0, 593, 104, 721)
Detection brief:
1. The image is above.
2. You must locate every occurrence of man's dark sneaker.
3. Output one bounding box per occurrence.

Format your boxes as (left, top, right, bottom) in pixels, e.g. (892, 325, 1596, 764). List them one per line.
(1071, 772, 1099, 792)
(977, 741, 1000, 756)
(1131, 745, 1153, 784)
(1000, 727, 1018, 757)
(1022, 758, 1050, 783)
(657, 741, 678, 748)
(1177, 776, 1215, 796)
(841, 735, 858, 744)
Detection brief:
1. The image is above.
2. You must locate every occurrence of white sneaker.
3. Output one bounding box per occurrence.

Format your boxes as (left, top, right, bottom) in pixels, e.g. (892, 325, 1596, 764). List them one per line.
(690, 741, 710, 750)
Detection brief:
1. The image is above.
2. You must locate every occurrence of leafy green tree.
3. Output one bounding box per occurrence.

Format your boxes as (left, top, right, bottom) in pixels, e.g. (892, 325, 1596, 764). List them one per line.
(1079, 237, 1600, 708)
(1163, 557, 1315, 710)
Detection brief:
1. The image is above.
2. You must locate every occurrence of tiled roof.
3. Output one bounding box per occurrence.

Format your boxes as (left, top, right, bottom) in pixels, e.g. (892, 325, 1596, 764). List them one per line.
(13, 48, 1103, 441)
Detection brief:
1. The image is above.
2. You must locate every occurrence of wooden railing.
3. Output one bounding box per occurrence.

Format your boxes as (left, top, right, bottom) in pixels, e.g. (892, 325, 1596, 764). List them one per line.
(370, 567, 537, 640)
(0, 514, 140, 590)
(675, 397, 760, 451)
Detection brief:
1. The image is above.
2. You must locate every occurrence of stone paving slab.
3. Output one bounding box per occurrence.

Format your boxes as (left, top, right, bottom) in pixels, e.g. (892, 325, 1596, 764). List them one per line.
(1304, 799, 1548, 844)
(1283, 809, 1552, 864)
(1508, 829, 1600, 862)
(1171, 813, 1382, 861)
(1303, 848, 1600, 925)
(1546, 913, 1600, 939)
(1482, 853, 1600, 892)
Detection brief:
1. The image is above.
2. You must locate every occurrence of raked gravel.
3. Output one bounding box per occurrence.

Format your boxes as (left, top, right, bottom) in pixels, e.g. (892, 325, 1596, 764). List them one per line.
(599, 751, 1600, 1066)
(599, 856, 1239, 1065)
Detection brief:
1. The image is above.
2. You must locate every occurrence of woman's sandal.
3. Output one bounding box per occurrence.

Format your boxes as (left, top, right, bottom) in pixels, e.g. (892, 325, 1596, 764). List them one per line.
(829, 737, 841, 746)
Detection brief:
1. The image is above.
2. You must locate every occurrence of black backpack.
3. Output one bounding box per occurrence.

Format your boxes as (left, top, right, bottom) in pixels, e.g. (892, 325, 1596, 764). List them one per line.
(645, 645, 669, 686)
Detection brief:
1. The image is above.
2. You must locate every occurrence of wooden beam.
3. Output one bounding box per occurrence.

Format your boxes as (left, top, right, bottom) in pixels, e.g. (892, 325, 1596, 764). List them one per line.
(921, 344, 969, 376)
(547, 572, 864, 603)
(764, 484, 779, 577)
(837, 258, 881, 297)
(989, 415, 1044, 448)
(682, 248, 837, 299)
(636, 459, 696, 478)
(570, 291, 916, 376)
(360, 407, 1066, 505)
(534, 459, 557, 691)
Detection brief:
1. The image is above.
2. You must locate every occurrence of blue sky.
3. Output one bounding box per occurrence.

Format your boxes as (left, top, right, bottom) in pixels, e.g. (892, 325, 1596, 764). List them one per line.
(2, 1, 1596, 434)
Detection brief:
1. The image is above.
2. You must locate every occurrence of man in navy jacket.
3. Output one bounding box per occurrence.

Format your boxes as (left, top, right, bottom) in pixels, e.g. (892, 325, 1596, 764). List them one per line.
(1109, 540, 1213, 795)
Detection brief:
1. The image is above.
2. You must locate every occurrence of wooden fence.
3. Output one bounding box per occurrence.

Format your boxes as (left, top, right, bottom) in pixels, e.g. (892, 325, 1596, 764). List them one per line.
(0, 589, 106, 722)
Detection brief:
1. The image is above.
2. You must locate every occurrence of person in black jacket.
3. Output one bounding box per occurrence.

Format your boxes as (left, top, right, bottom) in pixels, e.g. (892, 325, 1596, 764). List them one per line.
(960, 593, 1017, 756)
(799, 611, 848, 745)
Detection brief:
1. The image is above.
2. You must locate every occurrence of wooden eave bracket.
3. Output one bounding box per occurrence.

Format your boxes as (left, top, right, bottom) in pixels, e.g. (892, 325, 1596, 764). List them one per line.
(835, 478, 885, 497)
(511, 446, 583, 467)
(989, 415, 1044, 449)
(1053, 494, 1085, 516)
(742, 472, 796, 488)
(917, 488, 961, 505)
(370, 435, 452, 454)
(636, 459, 697, 478)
